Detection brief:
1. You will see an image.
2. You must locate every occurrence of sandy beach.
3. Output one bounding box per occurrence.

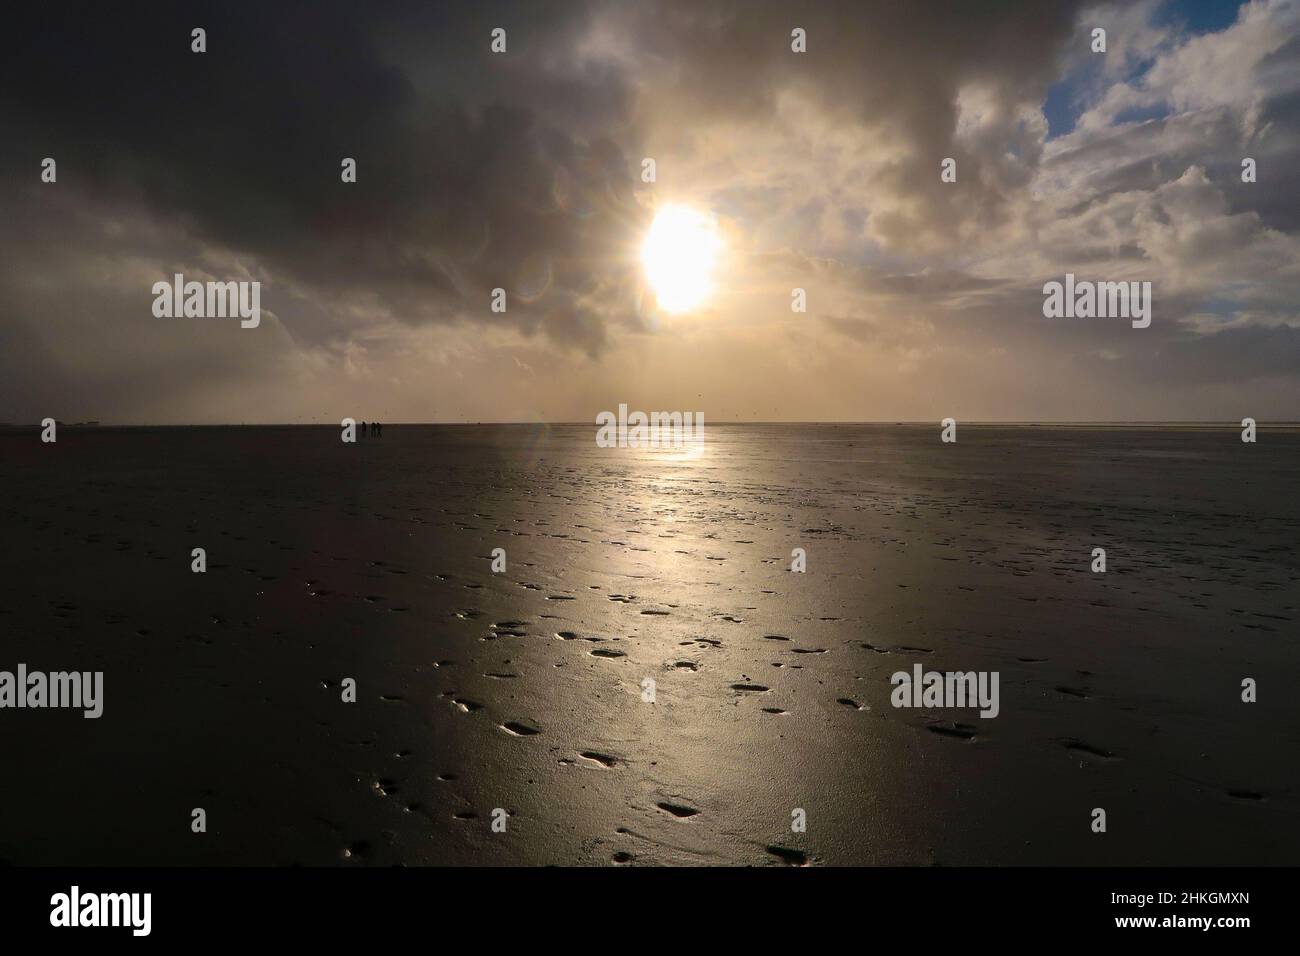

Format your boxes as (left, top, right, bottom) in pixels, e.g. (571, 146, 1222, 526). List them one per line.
(0, 423, 1296, 866)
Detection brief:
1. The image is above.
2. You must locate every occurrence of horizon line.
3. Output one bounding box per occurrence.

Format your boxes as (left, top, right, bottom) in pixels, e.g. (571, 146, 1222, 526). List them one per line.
(6, 419, 1298, 428)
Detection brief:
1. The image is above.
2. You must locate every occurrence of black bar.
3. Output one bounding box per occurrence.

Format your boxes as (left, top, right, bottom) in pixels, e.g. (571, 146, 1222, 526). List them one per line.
(0, 866, 1277, 941)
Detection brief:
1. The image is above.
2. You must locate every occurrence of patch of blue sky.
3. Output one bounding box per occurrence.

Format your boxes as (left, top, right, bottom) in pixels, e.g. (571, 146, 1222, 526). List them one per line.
(1043, 0, 1244, 139)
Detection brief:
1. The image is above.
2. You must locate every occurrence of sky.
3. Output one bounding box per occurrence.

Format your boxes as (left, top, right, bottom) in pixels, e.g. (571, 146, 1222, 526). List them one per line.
(2, 0, 1298, 424)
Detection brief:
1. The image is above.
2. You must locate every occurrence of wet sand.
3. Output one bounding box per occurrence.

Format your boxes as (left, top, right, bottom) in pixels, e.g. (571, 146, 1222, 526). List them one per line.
(0, 423, 1297, 865)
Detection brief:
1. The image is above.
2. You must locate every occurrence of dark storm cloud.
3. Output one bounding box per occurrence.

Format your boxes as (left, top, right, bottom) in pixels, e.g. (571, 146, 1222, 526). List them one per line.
(0, 0, 640, 356)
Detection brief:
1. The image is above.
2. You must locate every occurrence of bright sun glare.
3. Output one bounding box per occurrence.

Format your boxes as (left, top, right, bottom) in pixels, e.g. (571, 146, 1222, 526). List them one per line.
(641, 204, 722, 314)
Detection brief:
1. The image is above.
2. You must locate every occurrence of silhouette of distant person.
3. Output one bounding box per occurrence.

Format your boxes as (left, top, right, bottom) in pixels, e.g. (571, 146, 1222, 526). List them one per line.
(374, 421, 383, 438)
(360, 420, 368, 437)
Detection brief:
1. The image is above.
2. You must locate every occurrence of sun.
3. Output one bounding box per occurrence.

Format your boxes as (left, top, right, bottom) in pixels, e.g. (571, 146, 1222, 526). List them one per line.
(641, 204, 722, 314)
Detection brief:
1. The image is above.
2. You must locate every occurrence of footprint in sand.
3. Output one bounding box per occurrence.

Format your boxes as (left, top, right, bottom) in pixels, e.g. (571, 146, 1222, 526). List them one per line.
(928, 722, 978, 740)
(501, 721, 542, 736)
(766, 845, 809, 866)
(1061, 738, 1115, 759)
